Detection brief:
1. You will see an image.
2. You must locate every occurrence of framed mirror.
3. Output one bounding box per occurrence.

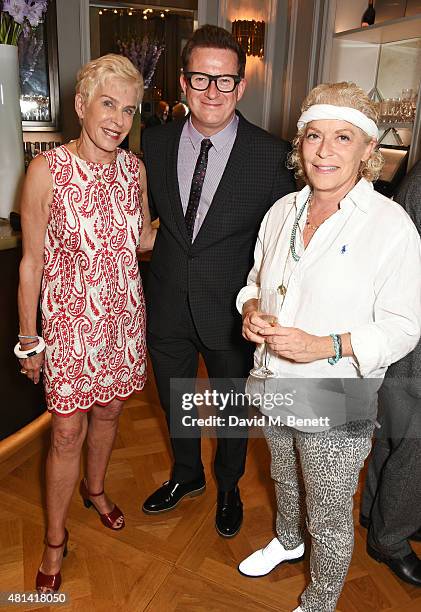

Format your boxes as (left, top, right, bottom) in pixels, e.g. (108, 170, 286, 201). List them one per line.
(18, 0, 60, 131)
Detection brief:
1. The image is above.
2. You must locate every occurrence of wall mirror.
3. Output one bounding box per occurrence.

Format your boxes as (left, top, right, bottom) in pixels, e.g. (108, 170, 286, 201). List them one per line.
(19, 0, 60, 131)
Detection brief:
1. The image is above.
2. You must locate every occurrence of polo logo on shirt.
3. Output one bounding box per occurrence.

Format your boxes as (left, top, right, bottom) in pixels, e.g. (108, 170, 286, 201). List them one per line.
(340, 244, 348, 254)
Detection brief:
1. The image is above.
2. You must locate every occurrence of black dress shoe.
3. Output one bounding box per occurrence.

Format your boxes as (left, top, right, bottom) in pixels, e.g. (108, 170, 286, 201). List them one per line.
(142, 477, 206, 514)
(367, 543, 421, 586)
(215, 487, 243, 538)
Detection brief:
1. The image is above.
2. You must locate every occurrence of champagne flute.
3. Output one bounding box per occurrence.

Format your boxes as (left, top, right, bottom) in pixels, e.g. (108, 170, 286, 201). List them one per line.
(249, 287, 280, 379)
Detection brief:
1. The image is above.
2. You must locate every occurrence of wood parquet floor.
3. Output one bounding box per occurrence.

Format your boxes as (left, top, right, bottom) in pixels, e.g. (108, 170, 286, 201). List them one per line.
(1, 360, 421, 612)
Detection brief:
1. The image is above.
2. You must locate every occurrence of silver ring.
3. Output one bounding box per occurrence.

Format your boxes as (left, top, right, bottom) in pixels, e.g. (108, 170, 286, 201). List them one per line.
(20, 369, 28, 375)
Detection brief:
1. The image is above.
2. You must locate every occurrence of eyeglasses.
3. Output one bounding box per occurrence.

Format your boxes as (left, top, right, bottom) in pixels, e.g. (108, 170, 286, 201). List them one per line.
(184, 72, 242, 93)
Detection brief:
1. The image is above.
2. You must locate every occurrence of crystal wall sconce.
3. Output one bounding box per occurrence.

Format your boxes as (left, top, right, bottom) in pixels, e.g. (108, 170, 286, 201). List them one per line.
(232, 20, 265, 58)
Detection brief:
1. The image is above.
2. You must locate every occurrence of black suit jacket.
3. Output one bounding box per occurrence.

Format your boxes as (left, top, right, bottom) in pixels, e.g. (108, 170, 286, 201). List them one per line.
(145, 114, 164, 129)
(143, 112, 295, 351)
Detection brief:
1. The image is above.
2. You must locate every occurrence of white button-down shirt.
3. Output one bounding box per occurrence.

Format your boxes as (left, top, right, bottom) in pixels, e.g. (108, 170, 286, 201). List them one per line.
(237, 179, 421, 381)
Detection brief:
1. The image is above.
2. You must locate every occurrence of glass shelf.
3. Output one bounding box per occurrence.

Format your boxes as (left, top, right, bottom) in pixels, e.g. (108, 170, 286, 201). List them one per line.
(329, 4, 421, 169)
(379, 122, 414, 129)
(334, 14, 421, 44)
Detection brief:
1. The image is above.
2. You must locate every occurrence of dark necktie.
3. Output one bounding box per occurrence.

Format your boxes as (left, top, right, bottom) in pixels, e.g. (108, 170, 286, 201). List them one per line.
(185, 138, 213, 241)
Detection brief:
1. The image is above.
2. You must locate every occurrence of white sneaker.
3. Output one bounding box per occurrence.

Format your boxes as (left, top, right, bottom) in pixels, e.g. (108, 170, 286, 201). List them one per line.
(292, 607, 303, 611)
(238, 537, 305, 577)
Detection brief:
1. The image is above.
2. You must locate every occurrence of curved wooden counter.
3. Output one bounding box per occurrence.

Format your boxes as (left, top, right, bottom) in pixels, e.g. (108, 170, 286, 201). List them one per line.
(0, 219, 47, 446)
(0, 410, 50, 463)
(0, 411, 50, 480)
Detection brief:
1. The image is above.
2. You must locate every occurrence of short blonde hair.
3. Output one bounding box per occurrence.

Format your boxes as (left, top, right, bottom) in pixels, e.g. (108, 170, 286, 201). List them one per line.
(76, 54, 144, 106)
(288, 82, 384, 183)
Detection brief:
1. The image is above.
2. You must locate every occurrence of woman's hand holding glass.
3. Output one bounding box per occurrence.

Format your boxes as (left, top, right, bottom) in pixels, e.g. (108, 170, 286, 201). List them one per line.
(243, 295, 351, 365)
(245, 288, 280, 378)
(242, 310, 272, 343)
(259, 326, 336, 363)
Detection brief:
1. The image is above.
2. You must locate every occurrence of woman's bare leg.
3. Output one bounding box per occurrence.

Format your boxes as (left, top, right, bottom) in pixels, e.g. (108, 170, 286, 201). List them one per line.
(40, 410, 88, 578)
(85, 399, 124, 523)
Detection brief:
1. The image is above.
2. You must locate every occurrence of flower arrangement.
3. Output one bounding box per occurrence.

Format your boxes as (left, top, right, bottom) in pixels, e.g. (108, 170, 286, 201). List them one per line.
(0, 0, 49, 45)
(117, 36, 165, 88)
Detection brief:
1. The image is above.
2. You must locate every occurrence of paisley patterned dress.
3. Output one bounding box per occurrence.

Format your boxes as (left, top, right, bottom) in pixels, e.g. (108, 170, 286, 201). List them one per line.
(40, 145, 146, 415)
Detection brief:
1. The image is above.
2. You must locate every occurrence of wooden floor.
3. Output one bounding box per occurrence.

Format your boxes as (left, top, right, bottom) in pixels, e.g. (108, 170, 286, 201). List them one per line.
(1, 361, 421, 612)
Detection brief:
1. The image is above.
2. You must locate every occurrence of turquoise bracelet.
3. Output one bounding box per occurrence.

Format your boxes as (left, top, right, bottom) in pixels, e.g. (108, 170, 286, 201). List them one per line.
(328, 333, 342, 366)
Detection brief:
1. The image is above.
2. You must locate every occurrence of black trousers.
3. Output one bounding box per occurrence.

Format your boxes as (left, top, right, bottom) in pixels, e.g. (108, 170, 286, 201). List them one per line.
(147, 301, 253, 491)
(362, 380, 421, 557)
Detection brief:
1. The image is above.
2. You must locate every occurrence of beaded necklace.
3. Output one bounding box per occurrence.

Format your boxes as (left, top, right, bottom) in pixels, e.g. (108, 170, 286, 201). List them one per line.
(305, 197, 320, 231)
(290, 191, 312, 262)
(276, 193, 311, 298)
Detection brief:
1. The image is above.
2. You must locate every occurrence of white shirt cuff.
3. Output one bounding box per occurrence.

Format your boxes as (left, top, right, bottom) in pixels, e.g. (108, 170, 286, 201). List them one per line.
(236, 286, 259, 314)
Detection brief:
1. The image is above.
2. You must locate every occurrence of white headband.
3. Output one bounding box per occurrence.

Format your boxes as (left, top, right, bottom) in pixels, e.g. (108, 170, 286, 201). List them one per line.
(297, 104, 379, 140)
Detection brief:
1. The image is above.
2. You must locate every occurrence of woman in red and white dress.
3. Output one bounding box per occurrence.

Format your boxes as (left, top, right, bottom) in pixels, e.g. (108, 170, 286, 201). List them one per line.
(16, 54, 156, 593)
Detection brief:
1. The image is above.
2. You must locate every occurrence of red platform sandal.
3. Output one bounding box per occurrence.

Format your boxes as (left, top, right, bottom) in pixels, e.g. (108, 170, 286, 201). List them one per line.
(35, 529, 69, 593)
(80, 479, 125, 530)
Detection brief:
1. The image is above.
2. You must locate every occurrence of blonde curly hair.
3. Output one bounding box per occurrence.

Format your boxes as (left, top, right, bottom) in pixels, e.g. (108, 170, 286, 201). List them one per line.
(287, 82, 384, 183)
(76, 54, 144, 106)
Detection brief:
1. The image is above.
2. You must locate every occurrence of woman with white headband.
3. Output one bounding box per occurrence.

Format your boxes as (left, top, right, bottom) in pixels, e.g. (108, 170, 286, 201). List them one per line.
(236, 82, 421, 611)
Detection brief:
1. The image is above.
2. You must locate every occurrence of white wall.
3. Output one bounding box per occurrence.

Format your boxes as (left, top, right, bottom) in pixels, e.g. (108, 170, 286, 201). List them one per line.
(56, 0, 87, 141)
(329, 39, 380, 91)
(266, 0, 289, 136)
(218, 0, 268, 128)
(198, 0, 219, 25)
(282, 0, 328, 141)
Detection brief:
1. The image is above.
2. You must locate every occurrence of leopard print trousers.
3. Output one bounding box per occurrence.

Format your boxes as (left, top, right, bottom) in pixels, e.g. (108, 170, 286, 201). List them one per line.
(263, 420, 374, 612)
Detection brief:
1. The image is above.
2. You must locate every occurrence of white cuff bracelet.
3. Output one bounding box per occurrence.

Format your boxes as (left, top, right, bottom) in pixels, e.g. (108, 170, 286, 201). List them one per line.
(14, 336, 46, 359)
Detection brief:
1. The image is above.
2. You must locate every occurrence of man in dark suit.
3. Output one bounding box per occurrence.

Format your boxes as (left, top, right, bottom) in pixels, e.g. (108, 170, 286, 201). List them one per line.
(361, 159, 421, 585)
(141, 24, 295, 537)
(144, 100, 169, 129)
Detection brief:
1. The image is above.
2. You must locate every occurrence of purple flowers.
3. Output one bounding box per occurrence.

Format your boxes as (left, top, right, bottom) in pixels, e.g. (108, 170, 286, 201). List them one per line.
(1, 0, 49, 45)
(117, 36, 165, 88)
(3, 1, 26, 25)
(26, 0, 48, 27)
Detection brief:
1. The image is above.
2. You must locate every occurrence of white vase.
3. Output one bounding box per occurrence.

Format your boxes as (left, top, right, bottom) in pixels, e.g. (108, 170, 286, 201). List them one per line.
(0, 44, 24, 219)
